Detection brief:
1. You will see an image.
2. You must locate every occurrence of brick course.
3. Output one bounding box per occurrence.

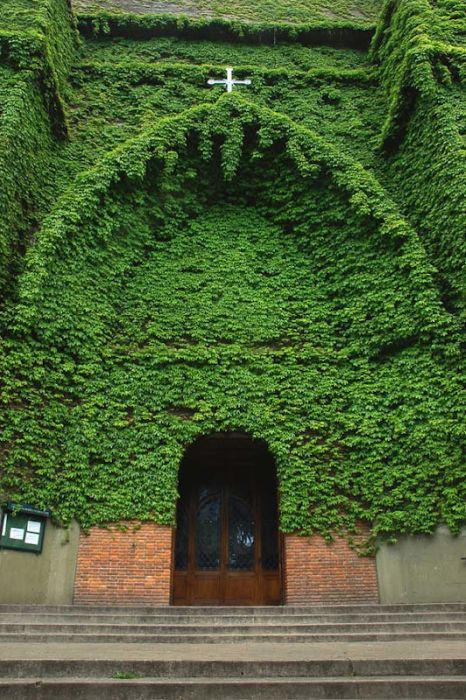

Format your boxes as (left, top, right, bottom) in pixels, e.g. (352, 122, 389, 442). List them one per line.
(283, 532, 379, 605)
(74, 523, 378, 605)
(74, 522, 173, 605)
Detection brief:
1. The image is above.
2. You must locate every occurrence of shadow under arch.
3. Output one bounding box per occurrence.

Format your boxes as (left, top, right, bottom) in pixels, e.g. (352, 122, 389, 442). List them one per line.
(173, 432, 282, 606)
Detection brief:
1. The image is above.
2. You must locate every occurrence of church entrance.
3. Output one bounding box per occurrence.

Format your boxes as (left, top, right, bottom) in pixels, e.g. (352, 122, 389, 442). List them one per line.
(172, 434, 281, 605)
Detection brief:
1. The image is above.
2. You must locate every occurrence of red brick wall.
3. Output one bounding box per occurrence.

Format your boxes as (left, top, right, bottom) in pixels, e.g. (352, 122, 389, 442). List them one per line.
(74, 522, 173, 605)
(74, 523, 379, 606)
(283, 533, 379, 605)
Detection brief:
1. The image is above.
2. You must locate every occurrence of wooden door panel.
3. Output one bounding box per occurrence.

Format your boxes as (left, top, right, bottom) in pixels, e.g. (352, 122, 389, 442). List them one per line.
(173, 572, 281, 605)
(172, 572, 188, 605)
(224, 573, 257, 605)
(173, 435, 281, 606)
(261, 572, 281, 605)
(191, 573, 222, 604)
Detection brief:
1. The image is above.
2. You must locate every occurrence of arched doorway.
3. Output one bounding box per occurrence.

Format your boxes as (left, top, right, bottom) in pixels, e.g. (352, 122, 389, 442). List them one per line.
(172, 433, 281, 605)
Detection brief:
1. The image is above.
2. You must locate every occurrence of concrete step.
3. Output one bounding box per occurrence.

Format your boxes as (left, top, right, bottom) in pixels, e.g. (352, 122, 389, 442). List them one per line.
(2, 611, 465, 624)
(1, 603, 465, 614)
(1, 621, 466, 634)
(1, 676, 466, 699)
(1, 657, 466, 678)
(2, 604, 465, 643)
(2, 631, 466, 643)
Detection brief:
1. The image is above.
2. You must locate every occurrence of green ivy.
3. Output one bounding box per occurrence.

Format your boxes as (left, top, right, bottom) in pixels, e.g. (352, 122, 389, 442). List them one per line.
(0, 1, 464, 544)
(0, 0, 79, 298)
(0, 70, 57, 297)
(77, 10, 374, 50)
(1, 97, 463, 540)
(73, 0, 383, 26)
(371, 0, 466, 320)
(80, 34, 371, 70)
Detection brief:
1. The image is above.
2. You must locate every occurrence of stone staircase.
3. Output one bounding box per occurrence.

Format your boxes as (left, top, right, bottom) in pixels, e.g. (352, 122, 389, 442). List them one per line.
(0, 602, 465, 644)
(0, 603, 465, 697)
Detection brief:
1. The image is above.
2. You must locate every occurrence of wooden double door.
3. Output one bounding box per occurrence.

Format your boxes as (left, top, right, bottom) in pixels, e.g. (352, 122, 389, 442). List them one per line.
(173, 435, 281, 605)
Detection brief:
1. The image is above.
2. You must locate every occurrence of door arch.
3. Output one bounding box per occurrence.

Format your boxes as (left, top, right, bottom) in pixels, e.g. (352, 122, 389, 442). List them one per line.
(172, 433, 282, 605)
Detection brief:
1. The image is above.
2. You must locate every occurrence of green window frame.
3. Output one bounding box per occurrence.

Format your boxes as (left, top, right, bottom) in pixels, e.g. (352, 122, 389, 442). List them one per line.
(0, 504, 50, 554)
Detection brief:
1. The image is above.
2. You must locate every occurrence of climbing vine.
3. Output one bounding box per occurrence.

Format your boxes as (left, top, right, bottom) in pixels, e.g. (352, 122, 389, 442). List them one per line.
(74, 0, 382, 26)
(1, 98, 464, 541)
(0, 1, 464, 543)
(76, 9, 374, 50)
(371, 0, 466, 320)
(0, 0, 79, 297)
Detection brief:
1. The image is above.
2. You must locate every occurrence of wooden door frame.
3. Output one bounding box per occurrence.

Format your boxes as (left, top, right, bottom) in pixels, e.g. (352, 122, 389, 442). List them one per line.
(171, 434, 282, 605)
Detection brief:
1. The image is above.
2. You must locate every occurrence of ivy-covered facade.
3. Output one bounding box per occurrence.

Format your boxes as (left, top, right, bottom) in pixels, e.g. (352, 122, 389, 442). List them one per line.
(0, 0, 464, 595)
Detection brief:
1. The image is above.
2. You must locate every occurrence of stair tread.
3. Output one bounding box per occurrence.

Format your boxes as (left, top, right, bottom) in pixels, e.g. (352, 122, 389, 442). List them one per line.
(4, 629, 466, 635)
(2, 675, 466, 683)
(2, 604, 464, 608)
(0, 620, 466, 632)
(2, 633, 466, 644)
(4, 613, 466, 615)
(0, 675, 466, 685)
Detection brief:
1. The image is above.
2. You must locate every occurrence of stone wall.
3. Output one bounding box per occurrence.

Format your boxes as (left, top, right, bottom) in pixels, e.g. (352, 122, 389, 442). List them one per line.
(3, 519, 465, 606)
(376, 526, 466, 604)
(0, 516, 79, 604)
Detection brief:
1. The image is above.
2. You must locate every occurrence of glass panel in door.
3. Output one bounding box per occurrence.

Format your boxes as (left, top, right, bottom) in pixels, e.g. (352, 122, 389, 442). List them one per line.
(195, 486, 221, 570)
(227, 486, 255, 571)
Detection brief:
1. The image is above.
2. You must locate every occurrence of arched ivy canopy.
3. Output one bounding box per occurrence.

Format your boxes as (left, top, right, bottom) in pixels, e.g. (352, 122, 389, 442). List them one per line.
(1, 95, 463, 539)
(16, 94, 448, 329)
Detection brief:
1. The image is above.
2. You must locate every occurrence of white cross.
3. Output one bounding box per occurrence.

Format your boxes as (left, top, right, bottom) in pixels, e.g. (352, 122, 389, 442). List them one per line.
(207, 67, 252, 93)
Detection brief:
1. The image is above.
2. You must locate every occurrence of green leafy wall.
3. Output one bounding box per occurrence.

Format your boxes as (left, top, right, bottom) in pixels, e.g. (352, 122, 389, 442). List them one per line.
(0, 1, 464, 543)
(76, 9, 374, 50)
(0, 0, 78, 297)
(1, 99, 463, 540)
(73, 0, 383, 26)
(371, 0, 466, 321)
